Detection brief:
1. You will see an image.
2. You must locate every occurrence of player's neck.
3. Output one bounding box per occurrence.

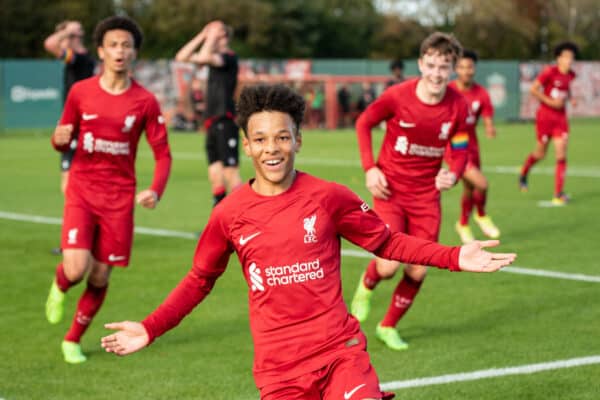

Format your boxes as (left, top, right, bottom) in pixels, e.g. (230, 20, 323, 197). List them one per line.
(557, 64, 570, 74)
(251, 170, 297, 196)
(456, 80, 473, 91)
(99, 72, 131, 95)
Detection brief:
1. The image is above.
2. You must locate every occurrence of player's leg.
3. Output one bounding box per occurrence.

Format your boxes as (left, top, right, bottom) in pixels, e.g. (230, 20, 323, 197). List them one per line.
(375, 263, 424, 351)
(551, 133, 569, 205)
(46, 202, 94, 324)
(455, 178, 475, 243)
(321, 345, 395, 400)
(376, 202, 440, 350)
(63, 260, 112, 364)
(221, 118, 242, 192)
(205, 122, 227, 206)
(464, 167, 500, 239)
(520, 119, 550, 191)
(53, 150, 75, 255)
(351, 201, 406, 322)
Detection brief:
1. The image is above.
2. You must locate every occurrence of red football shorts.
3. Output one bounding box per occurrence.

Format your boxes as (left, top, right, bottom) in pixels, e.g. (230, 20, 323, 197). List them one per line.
(536, 112, 569, 144)
(61, 188, 134, 266)
(260, 337, 394, 400)
(374, 195, 441, 242)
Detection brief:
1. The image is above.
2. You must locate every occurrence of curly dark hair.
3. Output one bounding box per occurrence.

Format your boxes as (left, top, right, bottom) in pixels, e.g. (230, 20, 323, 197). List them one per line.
(461, 49, 479, 63)
(554, 41, 579, 58)
(236, 84, 305, 136)
(93, 16, 143, 50)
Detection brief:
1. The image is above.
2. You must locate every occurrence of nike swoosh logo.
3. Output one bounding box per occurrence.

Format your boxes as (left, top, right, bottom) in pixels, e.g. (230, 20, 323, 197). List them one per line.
(239, 232, 261, 246)
(344, 383, 366, 400)
(399, 120, 416, 128)
(108, 254, 126, 262)
(82, 113, 98, 121)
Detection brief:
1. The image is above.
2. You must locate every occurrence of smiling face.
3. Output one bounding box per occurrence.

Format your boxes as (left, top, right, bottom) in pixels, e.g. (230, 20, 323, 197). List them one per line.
(418, 49, 454, 100)
(98, 29, 136, 74)
(243, 111, 302, 195)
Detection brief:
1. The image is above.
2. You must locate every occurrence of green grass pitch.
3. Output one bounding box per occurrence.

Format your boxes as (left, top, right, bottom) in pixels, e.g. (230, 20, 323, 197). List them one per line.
(1, 119, 599, 399)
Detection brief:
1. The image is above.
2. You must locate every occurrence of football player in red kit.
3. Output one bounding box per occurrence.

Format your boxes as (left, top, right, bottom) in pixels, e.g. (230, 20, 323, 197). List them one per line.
(350, 32, 473, 351)
(100, 84, 515, 400)
(447, 49, 500, 243)
(45, 16, 172, 364)
(519, 41, 578, 205)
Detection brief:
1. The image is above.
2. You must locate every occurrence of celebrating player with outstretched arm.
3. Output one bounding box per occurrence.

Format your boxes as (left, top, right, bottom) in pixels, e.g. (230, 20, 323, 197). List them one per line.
(519, 41, 579, 206)
(350, 32, 474, 351)
(101, 84, 515, 400)
(45, 16, 172, 364)
(447, 49, 501, 244)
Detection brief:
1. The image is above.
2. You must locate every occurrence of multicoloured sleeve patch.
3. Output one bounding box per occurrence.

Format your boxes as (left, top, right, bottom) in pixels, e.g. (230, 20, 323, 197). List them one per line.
(61, 48, 75, 64)
(450, 132, 469, 150)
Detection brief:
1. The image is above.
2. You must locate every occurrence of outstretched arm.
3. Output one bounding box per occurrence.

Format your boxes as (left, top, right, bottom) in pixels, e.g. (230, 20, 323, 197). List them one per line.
(101, 212, 233, 356)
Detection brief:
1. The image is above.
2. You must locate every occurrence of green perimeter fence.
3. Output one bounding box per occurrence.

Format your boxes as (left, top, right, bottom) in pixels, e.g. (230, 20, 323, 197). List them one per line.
(3, 58, 596, 130)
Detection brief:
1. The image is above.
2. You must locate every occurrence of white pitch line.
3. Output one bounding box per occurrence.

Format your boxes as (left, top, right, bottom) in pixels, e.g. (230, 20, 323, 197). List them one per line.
(2, 210, 599, 284)
(0, 211, 197, 240)
(380, 355, 600, 390)
(145, 152, 600, 178)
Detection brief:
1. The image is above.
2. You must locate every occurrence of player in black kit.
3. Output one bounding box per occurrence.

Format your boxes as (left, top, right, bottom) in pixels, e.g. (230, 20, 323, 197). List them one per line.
(176, 21, 241, 206)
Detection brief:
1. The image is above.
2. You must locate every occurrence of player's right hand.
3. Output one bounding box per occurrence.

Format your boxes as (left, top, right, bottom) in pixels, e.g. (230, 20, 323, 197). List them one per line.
(366, 167, 391, 200)
(53, 124, 73, 146)
(101, 321, 149, 356)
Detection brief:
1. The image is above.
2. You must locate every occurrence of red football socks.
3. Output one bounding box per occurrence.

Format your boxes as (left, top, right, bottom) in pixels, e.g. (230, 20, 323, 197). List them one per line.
(555, 159, 567, 195)
(521, 153, 540, 177)
(212, 186, 226, 206)
(460, 193, 474, 225)
(55, 263, 76, 292)
(380, 273, 423, 328)
(473, 189, 487, 217)
(64, 283, 108, 343)
(363, 259, 382, 290)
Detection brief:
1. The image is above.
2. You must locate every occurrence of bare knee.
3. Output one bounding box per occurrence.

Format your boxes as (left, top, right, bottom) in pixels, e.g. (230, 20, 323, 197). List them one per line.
(208, 162, 225, 189)
(533, 142, 547, 159)
(404, 264, 427, 282)
(87, 261, 112, 287)
(376, 259, 402, 279)
(62, 249, 92, 283)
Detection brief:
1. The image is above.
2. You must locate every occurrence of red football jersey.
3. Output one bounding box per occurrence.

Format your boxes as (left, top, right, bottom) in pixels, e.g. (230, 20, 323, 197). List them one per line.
(448, 81, 493, 127)
(141, 172, 460, 387)
(536, 65, 576, 118)
(52, 76, 172, 201)
(357, 78, 471, 198)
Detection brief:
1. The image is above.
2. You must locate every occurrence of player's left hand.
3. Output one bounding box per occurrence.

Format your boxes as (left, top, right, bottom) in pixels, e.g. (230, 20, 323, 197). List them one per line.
(136, 189, 158, 209)
(435, 168, 456, 191)
(485, 125, 496, 139)
(458, 240, 516, 272)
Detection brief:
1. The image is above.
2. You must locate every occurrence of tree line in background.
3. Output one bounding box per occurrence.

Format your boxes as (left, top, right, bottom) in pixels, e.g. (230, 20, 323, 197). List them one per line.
(2, 0, 599, 60)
